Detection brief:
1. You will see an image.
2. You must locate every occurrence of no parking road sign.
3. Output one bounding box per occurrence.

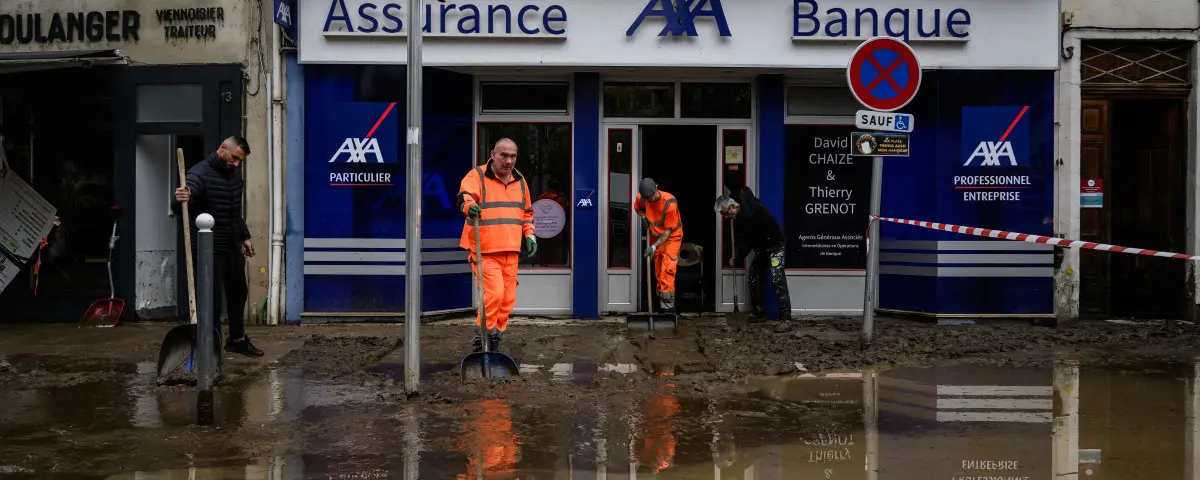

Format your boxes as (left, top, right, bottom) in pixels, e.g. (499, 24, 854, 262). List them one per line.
(847, 37, 922, 112)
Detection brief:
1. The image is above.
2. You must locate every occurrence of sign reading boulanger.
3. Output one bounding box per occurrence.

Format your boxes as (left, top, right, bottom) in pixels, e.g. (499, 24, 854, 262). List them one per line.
(0, 10, 142, 45)
(0, 0, 248, 64)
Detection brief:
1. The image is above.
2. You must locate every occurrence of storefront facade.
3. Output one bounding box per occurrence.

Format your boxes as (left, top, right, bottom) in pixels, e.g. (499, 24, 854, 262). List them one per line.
(1056, 0, 1200, 322)
(0, 0, 274, 323)
(288, 0, 1059, 322)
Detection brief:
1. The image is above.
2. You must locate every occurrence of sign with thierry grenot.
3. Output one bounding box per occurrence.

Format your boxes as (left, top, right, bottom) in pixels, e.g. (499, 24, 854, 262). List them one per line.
(784, 125, 870, 270)
(850, 132, 910, 157)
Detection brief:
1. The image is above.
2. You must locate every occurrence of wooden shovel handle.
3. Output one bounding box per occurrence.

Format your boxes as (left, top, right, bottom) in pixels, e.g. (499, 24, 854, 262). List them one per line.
(177, 148, 198, 325)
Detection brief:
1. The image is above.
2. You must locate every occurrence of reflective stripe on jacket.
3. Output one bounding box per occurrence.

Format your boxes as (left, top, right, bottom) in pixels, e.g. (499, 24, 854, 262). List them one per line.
(458, 163, 535, 254)
(635, 191, 684, 243)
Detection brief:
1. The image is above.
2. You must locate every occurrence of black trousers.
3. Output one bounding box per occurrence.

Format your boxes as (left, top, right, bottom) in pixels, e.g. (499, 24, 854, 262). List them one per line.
(212, 252, 248, 340)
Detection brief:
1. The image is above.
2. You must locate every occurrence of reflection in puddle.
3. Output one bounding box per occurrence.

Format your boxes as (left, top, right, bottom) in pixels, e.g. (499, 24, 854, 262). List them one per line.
(0, 364, 377, 431)
(10, 361, 1200, 479)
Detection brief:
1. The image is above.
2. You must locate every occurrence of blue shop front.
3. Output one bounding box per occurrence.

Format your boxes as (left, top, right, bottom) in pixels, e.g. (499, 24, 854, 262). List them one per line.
(285, 0, 1060, 323)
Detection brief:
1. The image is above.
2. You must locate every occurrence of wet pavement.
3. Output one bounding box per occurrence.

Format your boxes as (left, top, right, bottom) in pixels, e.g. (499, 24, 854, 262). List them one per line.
(6, 319, 1200, 478)
(3, 355, 1199, 479)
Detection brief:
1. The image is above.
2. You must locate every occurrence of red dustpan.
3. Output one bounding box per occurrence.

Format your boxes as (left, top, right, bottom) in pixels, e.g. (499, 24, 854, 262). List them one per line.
(81, 206, 124, 328)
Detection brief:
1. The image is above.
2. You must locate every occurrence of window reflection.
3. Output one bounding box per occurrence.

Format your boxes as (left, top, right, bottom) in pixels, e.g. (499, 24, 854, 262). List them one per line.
(608, 129, 633, 269)
(477, 123, 572, 268)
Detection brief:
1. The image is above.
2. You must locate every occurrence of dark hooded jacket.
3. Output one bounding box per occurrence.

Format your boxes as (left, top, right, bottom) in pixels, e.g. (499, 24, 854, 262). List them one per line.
(171, 153, 251, 253)
(730, 187, 785, 259)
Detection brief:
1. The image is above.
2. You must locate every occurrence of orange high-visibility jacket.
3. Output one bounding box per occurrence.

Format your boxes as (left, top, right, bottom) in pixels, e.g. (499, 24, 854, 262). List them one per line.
(635, 191, 684, 243)
(458, 163, 535, 254)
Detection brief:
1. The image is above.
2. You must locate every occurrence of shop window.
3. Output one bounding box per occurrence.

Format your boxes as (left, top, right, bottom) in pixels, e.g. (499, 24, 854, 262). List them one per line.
(479, 83, 570, 114)
(476, 123, 572, 268)
(607, 128, 633, 269)
(782, 125, 870, 270)
(603, 82, 674, 118)
(350, 65, 474, 117)
(720, 129, 747, 268)
(681, 83, 752, 119)
(786, 86, 856, 117)
(136, 84, 203, 123)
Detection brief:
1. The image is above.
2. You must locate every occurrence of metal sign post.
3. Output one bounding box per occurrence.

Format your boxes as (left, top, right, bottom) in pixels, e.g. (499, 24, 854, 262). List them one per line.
(846, 37, 922, 347)
(403, 0, 423, 396)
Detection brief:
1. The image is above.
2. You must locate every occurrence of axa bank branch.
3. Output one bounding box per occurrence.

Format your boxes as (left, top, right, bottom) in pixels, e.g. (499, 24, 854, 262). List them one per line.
(285, 0, 1059, 323)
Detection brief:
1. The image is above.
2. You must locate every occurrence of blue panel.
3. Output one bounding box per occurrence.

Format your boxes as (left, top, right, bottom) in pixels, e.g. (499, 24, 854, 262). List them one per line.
(302, 66, 473, 315)
(756, 74, 785, 319)
(880, 73, 940, 243)
(284, 51, 305, 325)
(878, 71, 1056, 316)
(879, 275, 935, 312)
(936, 277, 1053, 315)
(572, 72, 600, 319)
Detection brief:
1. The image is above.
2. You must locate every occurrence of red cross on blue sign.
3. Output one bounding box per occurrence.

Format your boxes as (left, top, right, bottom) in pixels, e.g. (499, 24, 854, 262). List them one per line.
(847, 37, 922, 112)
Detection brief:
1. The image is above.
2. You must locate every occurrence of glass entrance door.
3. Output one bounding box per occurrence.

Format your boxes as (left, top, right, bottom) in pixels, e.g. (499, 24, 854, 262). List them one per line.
(718, 125, 752, 313)
(603, 126, 639, 313)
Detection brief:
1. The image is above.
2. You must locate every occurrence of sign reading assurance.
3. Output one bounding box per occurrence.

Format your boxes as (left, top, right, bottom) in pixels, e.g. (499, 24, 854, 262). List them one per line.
(784, 126, 871, 269)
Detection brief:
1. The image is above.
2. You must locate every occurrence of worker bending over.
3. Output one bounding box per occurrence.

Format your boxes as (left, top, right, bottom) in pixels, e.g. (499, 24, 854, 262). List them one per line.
(457, 138, 537, 353)
(715, 187, 792, 322)
(635, 178, 683, 312)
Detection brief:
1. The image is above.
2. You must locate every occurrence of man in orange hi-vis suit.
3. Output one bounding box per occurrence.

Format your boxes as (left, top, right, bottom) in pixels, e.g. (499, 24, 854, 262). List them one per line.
(634, 178, 684, 312)
(458, 138, 536, 353)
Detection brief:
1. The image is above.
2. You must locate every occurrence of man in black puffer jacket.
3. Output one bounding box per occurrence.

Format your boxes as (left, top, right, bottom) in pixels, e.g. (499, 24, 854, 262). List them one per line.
(714, 187, 792, 323)
(172, 135, 263, 357)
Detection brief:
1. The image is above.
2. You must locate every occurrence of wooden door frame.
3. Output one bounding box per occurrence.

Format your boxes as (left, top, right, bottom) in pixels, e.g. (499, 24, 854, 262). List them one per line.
(1079, 92, 1190, 318)
(112, 64, 244, 321)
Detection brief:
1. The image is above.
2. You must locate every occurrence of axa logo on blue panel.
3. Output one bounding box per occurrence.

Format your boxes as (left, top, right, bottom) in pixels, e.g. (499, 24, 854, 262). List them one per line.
(628, 0, 731, 37)
(961, 106, 1029, 167)
(326, 102, 400, 186)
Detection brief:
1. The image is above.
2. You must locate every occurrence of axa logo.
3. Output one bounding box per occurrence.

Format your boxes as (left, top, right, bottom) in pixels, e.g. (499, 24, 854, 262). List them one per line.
(275, 0, 292, 28)
(577, 198, 593, 208)
(627, 0, 731, 37)
(964, 141, 1017, 167)
(961, 106, 1030, 168)
(329, 138, 384, 163)
(329, 102, 396, 164)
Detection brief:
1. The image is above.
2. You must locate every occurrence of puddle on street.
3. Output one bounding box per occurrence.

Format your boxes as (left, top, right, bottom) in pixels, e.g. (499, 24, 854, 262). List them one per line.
(5, 361, 1200, 478)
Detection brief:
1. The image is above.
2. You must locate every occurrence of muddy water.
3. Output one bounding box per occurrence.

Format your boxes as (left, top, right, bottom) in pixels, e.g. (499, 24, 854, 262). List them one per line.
(2, 361, 1198, 479)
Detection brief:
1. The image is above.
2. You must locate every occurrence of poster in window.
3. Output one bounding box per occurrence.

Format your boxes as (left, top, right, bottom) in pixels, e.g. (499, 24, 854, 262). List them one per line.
(784, 125, 872, 269)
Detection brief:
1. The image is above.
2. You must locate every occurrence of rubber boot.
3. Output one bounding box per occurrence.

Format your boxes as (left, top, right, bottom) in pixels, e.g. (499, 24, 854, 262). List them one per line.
(471, 334, 483, 353)
(659, 292, 676, 313)
(488, 330, 502, 352)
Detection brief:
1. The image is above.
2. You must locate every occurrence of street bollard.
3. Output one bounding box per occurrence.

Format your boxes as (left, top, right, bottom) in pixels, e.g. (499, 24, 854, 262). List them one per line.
(195, 213, 216, 425)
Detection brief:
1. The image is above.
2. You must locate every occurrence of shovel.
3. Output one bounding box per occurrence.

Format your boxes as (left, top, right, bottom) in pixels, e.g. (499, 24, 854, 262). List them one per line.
(725, 223, 751, 330)
(460, 218, 520, 380)
(156, 323, 223, 379)
(156, 148, 220, 380)
(626, 234, 679, 339)
(80, 206, 125, 328)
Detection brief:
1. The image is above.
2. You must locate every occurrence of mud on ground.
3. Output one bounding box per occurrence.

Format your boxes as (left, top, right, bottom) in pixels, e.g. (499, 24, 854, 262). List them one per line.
(1, 316, 1200, 476)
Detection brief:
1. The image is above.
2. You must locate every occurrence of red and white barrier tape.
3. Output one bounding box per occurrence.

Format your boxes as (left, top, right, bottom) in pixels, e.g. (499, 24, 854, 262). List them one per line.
(871, 215, 1200, 261)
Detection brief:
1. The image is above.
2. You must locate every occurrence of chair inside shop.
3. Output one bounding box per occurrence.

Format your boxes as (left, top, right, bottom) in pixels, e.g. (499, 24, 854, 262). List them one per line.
(675, 242, 705, 313)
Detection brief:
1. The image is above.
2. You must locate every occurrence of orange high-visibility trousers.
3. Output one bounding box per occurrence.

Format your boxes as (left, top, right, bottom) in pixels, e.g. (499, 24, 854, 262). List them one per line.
(653, 239, 681, 293)
(471, 251, 519, 332)
(636, 394, 680, 473)
(456, 399, 520, 479)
